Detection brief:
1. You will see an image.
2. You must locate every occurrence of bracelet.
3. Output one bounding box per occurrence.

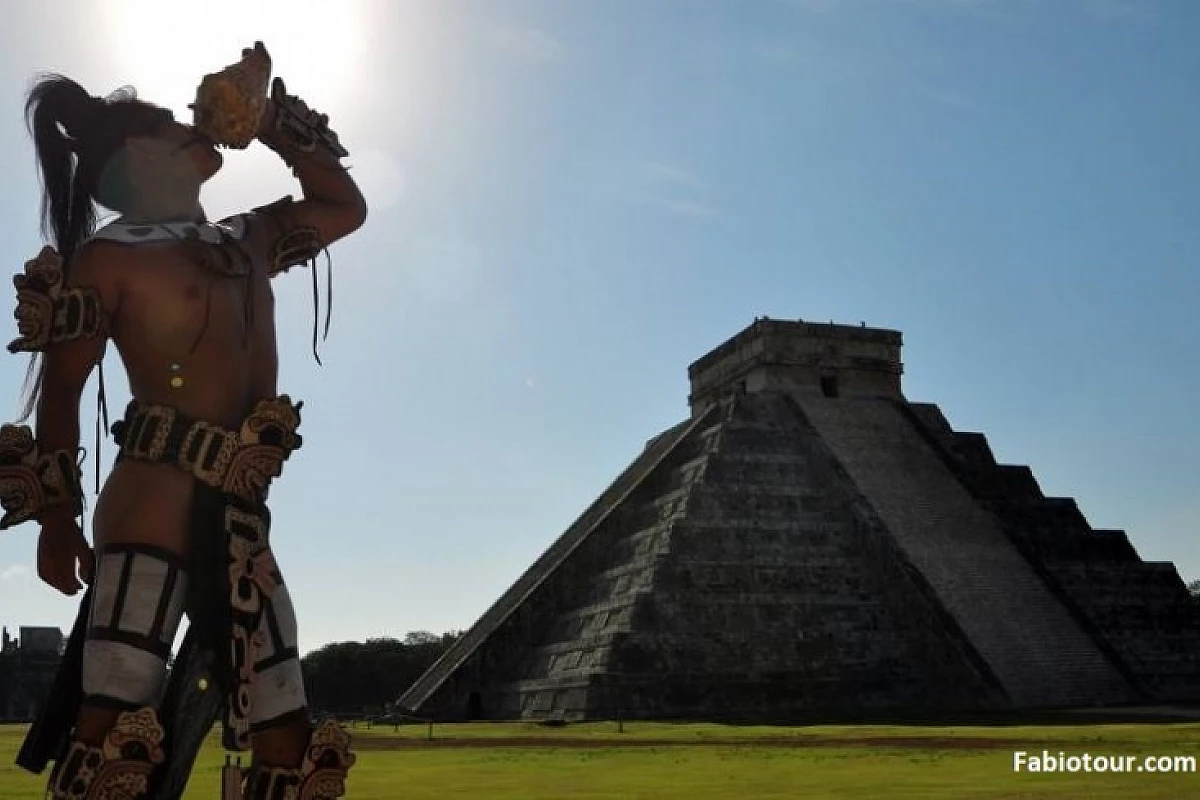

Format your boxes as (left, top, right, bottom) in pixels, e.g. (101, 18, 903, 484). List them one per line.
(0, 425, 84, 529)
(261, 77, 349, 165)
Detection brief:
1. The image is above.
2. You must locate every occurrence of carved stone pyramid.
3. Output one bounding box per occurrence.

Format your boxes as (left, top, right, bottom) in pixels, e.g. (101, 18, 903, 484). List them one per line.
(401, 319, 1200, 720)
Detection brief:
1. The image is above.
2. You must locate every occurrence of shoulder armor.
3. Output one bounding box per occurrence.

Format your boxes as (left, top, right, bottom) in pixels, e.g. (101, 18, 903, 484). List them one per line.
(251, 196, 324, 277)
(213, 214, 251, 242)
(7, 247, 104, 353)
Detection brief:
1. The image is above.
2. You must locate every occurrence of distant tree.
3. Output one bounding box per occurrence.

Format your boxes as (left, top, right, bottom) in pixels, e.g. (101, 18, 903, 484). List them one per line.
(1188, 579, 1200, 599)
(402, 631, 440, 647)
(301, 631, 459, 716)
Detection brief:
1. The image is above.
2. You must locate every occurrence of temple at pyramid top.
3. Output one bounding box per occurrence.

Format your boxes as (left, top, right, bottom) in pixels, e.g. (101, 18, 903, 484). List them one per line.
(400, 318, 1200, 722)
(688, 318, 903, 412)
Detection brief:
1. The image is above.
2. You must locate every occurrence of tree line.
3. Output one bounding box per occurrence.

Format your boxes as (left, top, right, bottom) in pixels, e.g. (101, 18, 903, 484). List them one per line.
(300, 630, 462, 717)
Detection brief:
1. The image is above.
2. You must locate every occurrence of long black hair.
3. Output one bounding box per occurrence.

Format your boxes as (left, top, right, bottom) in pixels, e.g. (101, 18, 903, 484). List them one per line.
(19, 74, 173, 420)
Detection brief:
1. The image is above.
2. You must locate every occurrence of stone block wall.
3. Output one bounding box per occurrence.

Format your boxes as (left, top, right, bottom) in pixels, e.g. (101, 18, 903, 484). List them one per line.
(598, 392, 1003, 719)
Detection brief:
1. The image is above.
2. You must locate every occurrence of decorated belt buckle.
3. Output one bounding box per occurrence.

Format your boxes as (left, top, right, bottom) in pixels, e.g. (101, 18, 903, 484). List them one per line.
(129, 405, 176, 461)
(178, 422, 238, 488)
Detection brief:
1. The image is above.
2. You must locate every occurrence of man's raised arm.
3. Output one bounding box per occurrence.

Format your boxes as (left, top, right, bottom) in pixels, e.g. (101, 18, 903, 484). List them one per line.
(250, 73, 367, 274)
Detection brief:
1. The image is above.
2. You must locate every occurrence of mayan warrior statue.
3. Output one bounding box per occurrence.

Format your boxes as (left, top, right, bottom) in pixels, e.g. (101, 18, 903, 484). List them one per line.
(3, 42, 365, 798)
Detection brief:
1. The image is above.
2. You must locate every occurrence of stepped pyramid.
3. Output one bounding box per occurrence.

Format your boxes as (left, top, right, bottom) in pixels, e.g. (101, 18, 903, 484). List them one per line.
(400, 319, 1200, 720)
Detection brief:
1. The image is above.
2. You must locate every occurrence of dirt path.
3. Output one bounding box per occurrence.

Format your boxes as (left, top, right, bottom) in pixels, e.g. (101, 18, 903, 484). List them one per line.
(352, 735, 1026, 751)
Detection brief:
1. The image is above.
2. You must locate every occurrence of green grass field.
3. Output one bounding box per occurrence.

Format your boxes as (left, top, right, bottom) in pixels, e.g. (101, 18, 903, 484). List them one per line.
(2, 721, 1198, 798)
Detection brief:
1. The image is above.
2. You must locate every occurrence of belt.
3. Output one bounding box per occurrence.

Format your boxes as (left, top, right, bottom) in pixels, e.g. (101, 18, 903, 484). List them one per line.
(110, 396, 303, 502)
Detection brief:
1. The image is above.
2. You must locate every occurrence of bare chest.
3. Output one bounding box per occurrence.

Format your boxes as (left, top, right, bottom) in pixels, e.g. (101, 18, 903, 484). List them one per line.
(114, 245, 275, 357)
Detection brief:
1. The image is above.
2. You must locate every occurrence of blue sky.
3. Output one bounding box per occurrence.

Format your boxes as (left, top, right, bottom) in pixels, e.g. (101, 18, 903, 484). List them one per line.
(0, 0, 1196, 655)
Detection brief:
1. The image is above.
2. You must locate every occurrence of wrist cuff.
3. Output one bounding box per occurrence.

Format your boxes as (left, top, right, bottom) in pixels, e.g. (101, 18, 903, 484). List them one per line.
(0, 425, 84, 529)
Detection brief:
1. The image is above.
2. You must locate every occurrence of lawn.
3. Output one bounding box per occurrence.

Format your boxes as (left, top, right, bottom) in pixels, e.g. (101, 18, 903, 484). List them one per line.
(2, 721, 1198, 798)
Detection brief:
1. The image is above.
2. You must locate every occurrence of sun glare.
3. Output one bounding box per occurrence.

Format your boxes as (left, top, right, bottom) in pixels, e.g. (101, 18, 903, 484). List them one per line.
(101, 0, 366, 121)
(96, 0, 431, 222)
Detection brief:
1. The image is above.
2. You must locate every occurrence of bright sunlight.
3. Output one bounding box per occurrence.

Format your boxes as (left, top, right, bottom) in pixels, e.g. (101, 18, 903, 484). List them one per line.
(100, 0, 367, 120)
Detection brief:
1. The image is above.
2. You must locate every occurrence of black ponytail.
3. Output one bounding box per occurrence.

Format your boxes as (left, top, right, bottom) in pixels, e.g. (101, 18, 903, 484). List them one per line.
(25, 74, 99, 265)
(19, 76, 97, 421)
(18, 75, 170, 420)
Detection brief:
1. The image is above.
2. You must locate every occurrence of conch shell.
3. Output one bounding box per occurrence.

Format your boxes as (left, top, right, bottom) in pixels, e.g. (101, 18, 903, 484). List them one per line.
(191, 42, 272, 149)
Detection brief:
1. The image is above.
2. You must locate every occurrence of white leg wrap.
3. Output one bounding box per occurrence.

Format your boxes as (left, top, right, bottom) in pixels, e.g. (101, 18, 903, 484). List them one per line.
(81, 544, 188, 709)
(247, 580, 308, 732)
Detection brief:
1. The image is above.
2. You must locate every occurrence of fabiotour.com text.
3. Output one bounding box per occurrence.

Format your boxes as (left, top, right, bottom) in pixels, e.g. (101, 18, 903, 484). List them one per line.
(1013, 751, 1196, 774)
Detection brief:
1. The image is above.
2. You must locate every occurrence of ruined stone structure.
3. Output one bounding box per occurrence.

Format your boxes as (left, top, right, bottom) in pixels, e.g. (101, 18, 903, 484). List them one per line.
(400, 319, 1200, 721)
(0, 626, 63, 720)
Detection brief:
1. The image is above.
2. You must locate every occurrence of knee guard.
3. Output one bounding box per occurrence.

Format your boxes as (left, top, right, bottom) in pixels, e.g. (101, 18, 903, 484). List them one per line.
(47, 707, 166, 799)
(241, 719, 356, 800)
(82, 544, 188, 709)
